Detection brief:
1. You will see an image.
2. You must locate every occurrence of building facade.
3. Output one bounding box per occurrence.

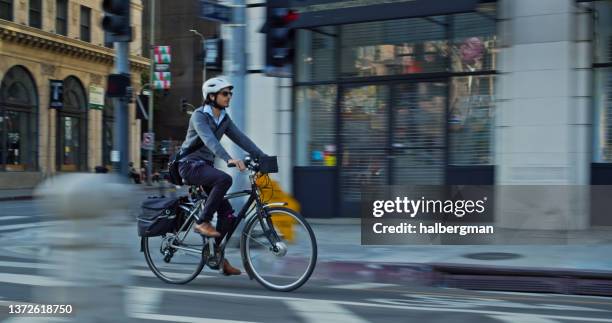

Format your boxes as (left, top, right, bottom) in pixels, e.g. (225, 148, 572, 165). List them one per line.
(0, 0, 149, 188)
(245, 0, 612, 222)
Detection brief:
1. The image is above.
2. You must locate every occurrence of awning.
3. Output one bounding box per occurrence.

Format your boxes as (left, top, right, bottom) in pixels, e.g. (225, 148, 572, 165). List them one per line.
(291, 0, 480, 29)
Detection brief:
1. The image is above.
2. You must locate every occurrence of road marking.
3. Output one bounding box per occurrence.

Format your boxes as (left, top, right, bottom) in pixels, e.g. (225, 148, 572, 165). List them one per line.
(330, 283, 397, 290)
(478, 290, 612, 301)
(133, 286, 612, 322)
(0, 273, 74, 287)
(128, 269, 213, 279)
(285, 299, 368, 323)
(0, 260, 57, 270)
(490, 314, 561, 323)
(0, 221, 61, 232)
(130, 312, 258, 323)
(374, 289, 612, 306)
(0, 216, 27, 221)
(126, 287, 163, 316)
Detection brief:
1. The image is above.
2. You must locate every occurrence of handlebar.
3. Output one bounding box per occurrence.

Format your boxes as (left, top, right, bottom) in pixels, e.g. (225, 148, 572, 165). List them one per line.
(227, 156, 277, 174)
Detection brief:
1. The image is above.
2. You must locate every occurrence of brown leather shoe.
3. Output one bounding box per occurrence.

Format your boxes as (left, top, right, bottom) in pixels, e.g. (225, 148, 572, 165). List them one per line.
(194, 222, 221, 237)
(222, 259, 241, 276)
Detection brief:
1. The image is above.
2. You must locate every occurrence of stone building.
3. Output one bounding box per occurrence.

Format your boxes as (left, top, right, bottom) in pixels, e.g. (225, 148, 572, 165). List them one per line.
(0, 0, 150, 188)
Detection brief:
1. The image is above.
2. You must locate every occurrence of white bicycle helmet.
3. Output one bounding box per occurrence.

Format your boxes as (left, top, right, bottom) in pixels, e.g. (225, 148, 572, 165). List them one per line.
(202, 77, 233, 99)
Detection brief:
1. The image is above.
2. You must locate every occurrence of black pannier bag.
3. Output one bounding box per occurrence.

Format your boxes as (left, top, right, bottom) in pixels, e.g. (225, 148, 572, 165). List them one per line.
(137, 196, 182, 237)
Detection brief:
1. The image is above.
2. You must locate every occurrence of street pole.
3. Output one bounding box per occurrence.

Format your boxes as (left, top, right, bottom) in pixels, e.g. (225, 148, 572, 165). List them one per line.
(114, 42, 130, 176)
(190, 29, 206, 83)
(146, 0, 156, 185)
(226, 0, 247, 194)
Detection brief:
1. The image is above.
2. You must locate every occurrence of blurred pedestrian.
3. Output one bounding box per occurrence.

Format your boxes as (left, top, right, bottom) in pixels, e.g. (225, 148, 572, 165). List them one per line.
(129, 162, 141, 184)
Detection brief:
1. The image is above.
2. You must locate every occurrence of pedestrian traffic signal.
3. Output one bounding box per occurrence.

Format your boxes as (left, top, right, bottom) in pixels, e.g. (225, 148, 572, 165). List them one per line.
(102, 0, 132, 42)
(264, 0, 299, 77)
(106, 73, 131, 98)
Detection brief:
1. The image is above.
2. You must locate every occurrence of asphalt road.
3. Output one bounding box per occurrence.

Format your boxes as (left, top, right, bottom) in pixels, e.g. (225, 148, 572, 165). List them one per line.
(0, 199, 611, 323)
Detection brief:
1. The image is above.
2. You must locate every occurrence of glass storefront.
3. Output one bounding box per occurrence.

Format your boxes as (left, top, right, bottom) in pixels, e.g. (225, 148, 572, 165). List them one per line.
(593, 1, 612, 163)
(58, 76, 87, 172)
(294, 3, 497, 215)
(0, 65, 38, 172)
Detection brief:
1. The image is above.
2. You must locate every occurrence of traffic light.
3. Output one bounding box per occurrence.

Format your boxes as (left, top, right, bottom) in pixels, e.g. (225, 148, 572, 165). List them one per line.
(102, 0, 132, 42)
(264, 0, 299, 77)
(106, 73, 131, 98)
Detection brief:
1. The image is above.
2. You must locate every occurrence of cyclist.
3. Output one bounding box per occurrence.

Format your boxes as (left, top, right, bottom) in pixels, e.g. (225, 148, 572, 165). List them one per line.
(178, 76, 267, 276)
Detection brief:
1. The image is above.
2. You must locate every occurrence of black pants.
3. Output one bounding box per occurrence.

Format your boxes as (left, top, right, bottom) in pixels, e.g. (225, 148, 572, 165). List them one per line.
(179, 159, 236, 244)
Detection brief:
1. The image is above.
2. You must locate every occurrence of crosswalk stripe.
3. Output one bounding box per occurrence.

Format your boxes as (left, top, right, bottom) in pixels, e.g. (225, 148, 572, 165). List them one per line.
(0, 221, 62, 232)
(330, 283, 398, 290)
(0, 216, 28, 221)
(285, 299, 369, 323)
(130, 312, 259, 323)
(0, 273, 74, 287)
(0, 260, 57, 270)
(128, 269, 212, 279)
(133, 286, 612, 322)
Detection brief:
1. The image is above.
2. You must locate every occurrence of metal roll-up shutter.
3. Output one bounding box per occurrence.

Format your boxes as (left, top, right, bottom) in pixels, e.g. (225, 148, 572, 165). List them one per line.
(392, 82, 447, 185)
(340, 85, 389, 201)
(449, 75, 495, 165)
(340, 17, 446, 78)
(295, 85, 338, 166)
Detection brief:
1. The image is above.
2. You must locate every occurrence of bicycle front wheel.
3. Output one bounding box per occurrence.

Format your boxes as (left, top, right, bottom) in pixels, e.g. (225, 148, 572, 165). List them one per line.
(240, 207, 317, 292)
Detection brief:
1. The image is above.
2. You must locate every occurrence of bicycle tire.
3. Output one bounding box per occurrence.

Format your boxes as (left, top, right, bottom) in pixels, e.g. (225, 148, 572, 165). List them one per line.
(142, 234, 207, 284)
(240, 207, 317, 292)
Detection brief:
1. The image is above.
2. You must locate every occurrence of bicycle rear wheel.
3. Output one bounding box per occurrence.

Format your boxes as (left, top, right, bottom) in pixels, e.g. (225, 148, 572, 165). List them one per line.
(142, 225, 207, 284)
(240, 207, 317, 292)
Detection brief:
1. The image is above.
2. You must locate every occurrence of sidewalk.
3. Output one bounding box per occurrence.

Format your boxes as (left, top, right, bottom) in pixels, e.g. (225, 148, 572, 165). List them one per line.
(308, 221, 612, 296)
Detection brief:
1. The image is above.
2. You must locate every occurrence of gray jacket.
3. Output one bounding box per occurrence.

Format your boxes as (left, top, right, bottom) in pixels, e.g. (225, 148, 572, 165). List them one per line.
(179, 106, 265, 163)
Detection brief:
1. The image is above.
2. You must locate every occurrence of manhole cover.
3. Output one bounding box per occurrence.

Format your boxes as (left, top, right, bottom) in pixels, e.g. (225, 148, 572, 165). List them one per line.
(462, 252, 522, 260)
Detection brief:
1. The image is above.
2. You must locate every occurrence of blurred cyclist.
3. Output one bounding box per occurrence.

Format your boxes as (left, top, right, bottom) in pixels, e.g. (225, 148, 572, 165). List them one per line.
(178, 77, 267, 276)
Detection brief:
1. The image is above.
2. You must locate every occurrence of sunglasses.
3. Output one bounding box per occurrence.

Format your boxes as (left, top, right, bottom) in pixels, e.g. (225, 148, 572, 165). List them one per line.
(219, 91, 233, 97)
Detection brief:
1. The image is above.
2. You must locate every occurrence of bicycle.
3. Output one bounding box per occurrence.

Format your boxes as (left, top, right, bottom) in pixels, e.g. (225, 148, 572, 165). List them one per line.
(140, 156, 318, 292)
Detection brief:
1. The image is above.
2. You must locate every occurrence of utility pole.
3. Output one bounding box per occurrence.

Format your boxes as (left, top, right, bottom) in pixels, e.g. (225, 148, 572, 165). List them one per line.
(226, 0, 247, 194)
(227, 0, 246, 137)
(190, 29, 207, 83)
(102, 0, 132, 176)
(115, 42, 130, 177)
(146, 0, 156, 185)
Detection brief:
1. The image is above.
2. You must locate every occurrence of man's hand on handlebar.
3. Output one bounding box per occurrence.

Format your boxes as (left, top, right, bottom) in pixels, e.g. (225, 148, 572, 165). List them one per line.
(227, 159, 247, 171)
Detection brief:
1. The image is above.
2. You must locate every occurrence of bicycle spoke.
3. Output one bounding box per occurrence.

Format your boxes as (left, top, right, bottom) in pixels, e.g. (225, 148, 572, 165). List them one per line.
(244, 232, 270, 249)
(242, 208, 317, 292)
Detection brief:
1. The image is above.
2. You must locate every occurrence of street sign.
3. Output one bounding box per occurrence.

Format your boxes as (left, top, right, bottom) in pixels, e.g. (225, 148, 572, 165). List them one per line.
(199, 0, 232, 23)
(49, 80, 64, 109)
(89, 85, 104, 110)
(154, 64, 170, 72)
(142, 132, 155, 151)
(205, 38, 223, 70)
(111, 150, 120, 162)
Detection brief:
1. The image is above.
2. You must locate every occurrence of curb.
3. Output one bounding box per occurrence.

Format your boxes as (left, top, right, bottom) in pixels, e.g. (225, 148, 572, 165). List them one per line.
(312, 260, 612, 296)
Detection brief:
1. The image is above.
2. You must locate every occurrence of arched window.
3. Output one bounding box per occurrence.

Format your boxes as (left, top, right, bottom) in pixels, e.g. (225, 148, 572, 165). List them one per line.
(102, 96, 114, 169)
(57, 76, 87, 171)
(0, 65, 38, 172)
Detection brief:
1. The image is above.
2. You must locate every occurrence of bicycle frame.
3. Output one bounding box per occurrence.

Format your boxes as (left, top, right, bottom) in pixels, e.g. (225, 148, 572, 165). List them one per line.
(171, 172, 285, 260)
